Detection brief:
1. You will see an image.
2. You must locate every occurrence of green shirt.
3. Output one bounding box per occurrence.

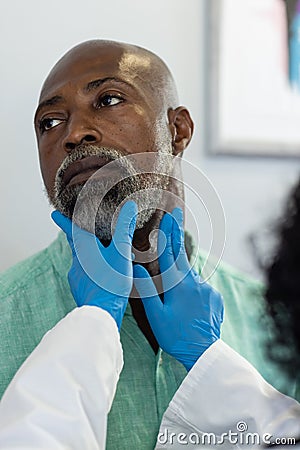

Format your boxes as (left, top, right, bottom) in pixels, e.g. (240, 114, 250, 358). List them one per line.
(0, 233, 298, 449)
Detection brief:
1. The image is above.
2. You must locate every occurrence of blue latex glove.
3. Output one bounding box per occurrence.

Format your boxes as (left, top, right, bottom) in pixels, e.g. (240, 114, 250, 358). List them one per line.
(133, 208, 224, 370)
(52, 201, 138, 330)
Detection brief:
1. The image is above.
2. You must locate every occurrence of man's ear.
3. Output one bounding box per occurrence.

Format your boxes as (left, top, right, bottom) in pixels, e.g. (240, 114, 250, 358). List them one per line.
(168, 107, 194, 155)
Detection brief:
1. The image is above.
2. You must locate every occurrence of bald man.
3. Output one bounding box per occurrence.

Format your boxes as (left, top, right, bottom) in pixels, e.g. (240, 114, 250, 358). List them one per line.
(35, 40, 193, 353)
(0, 40, 297, 450)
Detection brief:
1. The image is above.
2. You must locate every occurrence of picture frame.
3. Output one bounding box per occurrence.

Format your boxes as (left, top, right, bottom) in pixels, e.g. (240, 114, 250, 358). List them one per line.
(206, 0, 300, 157)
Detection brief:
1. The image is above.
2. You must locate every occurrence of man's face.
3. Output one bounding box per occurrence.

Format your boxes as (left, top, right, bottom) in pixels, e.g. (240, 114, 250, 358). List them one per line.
(34, 44, 173, 239)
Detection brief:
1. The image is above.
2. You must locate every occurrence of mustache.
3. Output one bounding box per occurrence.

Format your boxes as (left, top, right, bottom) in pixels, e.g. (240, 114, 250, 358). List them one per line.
(56, 144, 124, 179)
(54, 144, 128, 196)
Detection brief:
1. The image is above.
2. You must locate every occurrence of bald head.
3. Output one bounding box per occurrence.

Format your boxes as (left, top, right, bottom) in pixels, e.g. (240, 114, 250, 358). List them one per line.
(40, 39, 179, 116)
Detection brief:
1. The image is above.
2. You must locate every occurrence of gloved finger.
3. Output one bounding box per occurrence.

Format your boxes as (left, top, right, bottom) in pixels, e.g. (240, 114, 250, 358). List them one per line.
(112, 201, 138, 258)
(158, 213, 180, 292)
(51, 210, 72, 236)
(133, 264, 164, 323)
(52, 210, 99, 259)
(158, 212, 182, 291)
(171, 208, 191, 274)
(214, 292, 224, 324)
(133, 264, 159, 298)
(158, 213, 174, 273)
(51, 210, 76, 254)
(218, 303, 225, 325)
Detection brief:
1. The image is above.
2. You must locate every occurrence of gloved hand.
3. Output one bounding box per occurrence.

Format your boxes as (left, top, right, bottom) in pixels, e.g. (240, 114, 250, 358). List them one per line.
(52, 201, 138, 330)
(133, 208, 224, 370)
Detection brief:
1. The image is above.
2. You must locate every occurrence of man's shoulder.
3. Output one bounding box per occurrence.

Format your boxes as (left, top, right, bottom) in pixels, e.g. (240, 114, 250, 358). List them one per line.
(0, 246, 50, 297)
(0, 234, 73, 399)
(195, 248, 264, 294)
(0, 233, 70, 298)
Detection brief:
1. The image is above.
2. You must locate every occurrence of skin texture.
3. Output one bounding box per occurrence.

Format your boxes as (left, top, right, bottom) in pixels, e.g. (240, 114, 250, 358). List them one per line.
(34, 40, 194, 350)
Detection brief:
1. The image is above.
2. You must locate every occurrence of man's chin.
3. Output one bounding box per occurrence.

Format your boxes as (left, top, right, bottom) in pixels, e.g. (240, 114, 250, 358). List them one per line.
(50, 177, 161, 241)
(50, 184, 82, 220)
(50, 189, 125, 241)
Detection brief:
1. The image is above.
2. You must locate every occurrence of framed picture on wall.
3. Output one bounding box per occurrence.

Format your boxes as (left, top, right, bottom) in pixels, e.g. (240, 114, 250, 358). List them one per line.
(207, 0, 300, 156)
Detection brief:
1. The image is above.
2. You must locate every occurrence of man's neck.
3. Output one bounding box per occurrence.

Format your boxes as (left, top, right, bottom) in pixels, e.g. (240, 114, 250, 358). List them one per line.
(128, 297, 159, 353)
(129, 258, 162, 354)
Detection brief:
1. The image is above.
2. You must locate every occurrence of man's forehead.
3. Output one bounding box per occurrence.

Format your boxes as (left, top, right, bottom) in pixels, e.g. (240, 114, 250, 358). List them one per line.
(40, 42, 156, 101)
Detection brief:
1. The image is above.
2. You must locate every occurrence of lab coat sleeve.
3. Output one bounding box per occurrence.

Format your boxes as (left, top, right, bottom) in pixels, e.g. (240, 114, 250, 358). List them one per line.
(0, 306, 123, 450)
(156, 340, 300, 449)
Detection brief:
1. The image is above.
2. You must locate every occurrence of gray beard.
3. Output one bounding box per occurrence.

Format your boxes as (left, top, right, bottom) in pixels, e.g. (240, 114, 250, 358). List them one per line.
(48, 145, 173, 240)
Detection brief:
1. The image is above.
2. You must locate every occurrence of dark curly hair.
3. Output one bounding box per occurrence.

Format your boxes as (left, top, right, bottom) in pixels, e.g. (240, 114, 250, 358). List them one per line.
(265, 176, 300, 377)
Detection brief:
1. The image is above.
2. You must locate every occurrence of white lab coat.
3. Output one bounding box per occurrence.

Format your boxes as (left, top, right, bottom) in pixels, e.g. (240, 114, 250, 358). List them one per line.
(157, 340, 300, 448)
(0, 307, 123, 449)
(0, 306, 299, 449)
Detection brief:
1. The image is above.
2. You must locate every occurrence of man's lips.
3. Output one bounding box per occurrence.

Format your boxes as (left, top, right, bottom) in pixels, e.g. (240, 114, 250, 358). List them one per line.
(62, 156, 111, 187)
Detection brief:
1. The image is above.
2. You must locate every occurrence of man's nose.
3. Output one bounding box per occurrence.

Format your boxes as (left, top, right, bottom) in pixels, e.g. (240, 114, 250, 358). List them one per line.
(63, 118, 102, 152)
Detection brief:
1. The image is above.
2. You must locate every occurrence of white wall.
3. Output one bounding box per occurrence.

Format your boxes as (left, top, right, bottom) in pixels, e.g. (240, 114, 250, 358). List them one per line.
(0, 0, 299, 279)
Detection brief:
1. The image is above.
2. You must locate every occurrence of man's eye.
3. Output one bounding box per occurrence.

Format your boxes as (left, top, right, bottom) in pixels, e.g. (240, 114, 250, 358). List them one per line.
(39, 118, 63, 132)
(97, 94, 123, 108)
